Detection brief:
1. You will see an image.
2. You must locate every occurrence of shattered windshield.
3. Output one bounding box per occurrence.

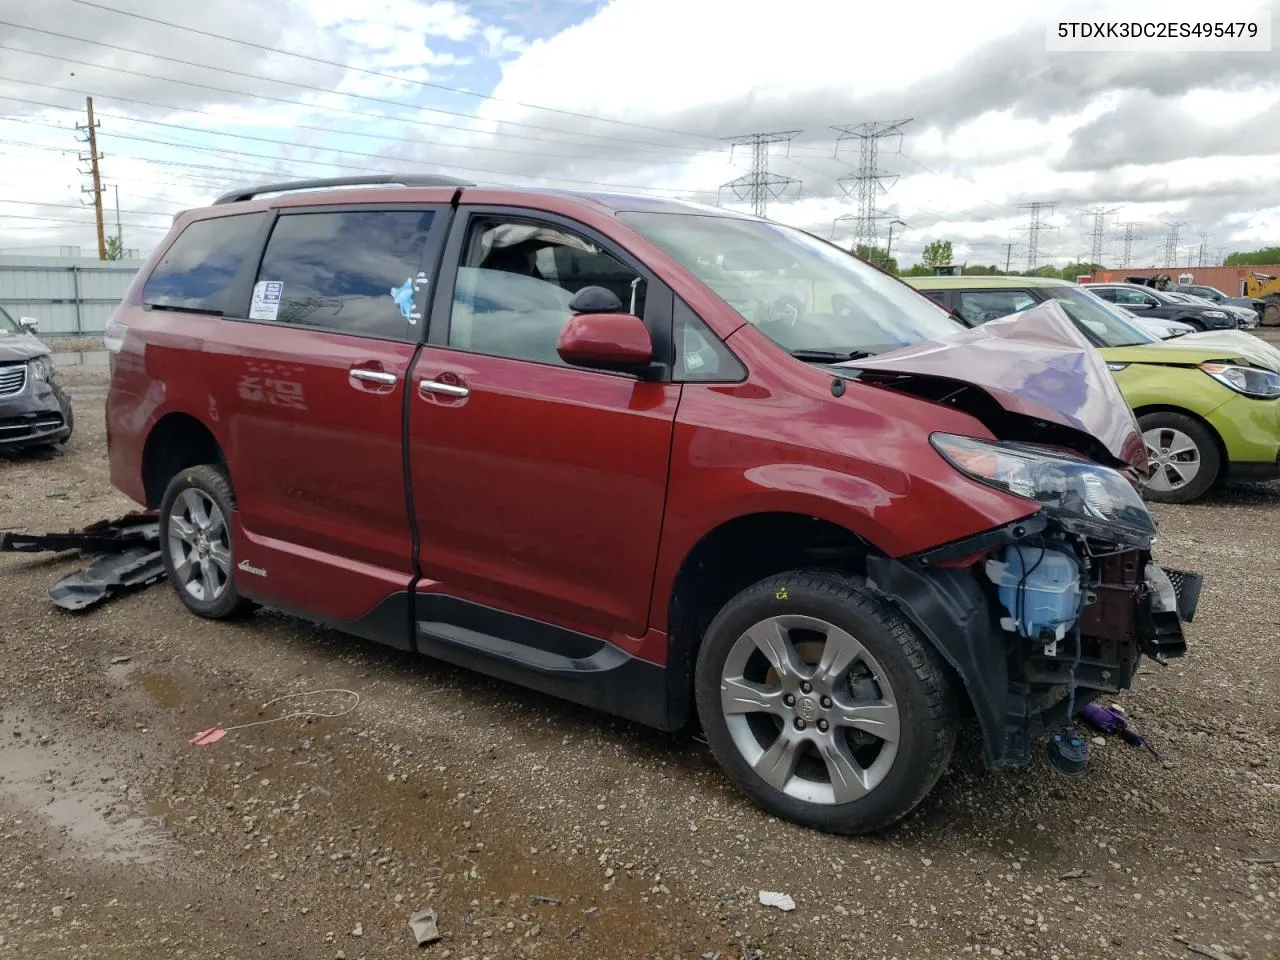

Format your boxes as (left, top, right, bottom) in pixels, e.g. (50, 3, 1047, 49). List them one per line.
(0, 305, 20, 336)
(617, 211, 962, 359)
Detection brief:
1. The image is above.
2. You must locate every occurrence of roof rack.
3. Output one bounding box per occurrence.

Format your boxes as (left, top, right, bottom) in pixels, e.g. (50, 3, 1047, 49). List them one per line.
(213, 174, 475, 205)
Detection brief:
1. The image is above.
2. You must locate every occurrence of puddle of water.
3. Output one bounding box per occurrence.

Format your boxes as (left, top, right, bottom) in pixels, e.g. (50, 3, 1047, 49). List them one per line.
(135, 672, 183, 709)
(51, 350, 109, 366)
(0, 711, 168, 864)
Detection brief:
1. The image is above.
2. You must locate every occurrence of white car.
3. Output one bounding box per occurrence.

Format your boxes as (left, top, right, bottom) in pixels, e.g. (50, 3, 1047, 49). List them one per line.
(1116, 308, 1195, 339)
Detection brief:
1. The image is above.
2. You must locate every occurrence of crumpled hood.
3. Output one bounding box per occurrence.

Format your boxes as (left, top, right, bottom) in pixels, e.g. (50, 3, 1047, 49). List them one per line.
(0, 333, 48, 364)
(838, 300, 1148, 471)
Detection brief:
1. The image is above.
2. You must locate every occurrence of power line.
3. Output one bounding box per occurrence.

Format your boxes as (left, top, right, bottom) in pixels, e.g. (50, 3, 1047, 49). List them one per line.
(1016, 202, 1057, 271)
(718, 131, 802, 218)
(56, 0, 725, 145)
(0, 42, 715, 160)
(831, 119, 911, 249)
(1080, 205, 1119, 266)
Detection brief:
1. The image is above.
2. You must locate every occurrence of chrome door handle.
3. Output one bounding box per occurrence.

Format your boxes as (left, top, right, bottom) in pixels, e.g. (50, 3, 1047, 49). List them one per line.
(418, 378, 469, 398)
(350, 369, 398, 385)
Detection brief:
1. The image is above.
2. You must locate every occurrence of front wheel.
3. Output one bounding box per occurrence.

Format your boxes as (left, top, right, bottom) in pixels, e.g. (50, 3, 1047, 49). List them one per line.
(159, 465, 255, 620)
(1138, 411, 1221, 503)
(694, 571, 958, 835)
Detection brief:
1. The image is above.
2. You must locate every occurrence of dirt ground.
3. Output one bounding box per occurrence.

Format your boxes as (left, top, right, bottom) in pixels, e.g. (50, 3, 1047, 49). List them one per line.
(1, 345, 1277, 960)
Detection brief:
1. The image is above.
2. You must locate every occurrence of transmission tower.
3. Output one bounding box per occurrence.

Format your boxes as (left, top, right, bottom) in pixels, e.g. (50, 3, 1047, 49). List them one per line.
(718, 131, 802, 218)
(1196, 233, 1210, 267)
(1080, 206, 1119, 266)
(1162, 221, 1188, 268)
(1115, 221, 1143, 268)
(831, 119, 912, 248)
(1016, 202, 1058, 271)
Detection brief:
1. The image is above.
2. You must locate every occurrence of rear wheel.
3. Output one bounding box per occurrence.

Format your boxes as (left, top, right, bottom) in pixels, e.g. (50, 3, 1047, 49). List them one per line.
(1138, 411, 1221, 503)
(159, 465, 255, 620)
(694, 571, 958, 835)
(1263, 299, 1280, 326)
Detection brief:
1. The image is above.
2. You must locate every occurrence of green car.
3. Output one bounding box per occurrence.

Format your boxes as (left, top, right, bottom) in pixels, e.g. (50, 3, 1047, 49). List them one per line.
(905, 275, 1280, 503)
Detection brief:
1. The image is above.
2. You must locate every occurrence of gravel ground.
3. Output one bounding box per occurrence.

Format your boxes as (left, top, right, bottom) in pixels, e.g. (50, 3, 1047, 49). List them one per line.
(1, 353, 1277, 960)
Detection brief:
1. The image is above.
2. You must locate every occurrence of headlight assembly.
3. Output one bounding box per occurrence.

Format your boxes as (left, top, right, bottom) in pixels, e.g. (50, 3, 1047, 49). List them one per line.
(1202, 310, 1229, 320)
(930, 433, 1156, 546)
(1200, 361, 1280, 399)
(28, 355, 54, 381)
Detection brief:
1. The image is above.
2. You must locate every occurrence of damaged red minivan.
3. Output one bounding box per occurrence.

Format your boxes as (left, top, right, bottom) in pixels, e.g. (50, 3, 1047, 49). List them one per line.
(104, 175, 1201, 834)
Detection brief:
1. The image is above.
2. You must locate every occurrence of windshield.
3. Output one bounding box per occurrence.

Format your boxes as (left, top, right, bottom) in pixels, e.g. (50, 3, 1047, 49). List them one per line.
(0, 305, 20, 336)
(616, 211, 963, 357)
(1039, 285, 1157, 347)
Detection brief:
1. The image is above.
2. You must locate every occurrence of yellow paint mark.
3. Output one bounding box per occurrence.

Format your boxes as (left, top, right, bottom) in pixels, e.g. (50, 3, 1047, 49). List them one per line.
(775, 586, 789, 601)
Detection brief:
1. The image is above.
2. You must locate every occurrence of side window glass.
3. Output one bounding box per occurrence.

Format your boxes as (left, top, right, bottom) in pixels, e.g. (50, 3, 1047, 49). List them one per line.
(674, 298, 745, 382)
(956, 291, 1035, 325)
(143, 212, 268, 315)
(449, 218, 645, 366)
(253, 210, 437, 340)
(922, 291, 949, 306)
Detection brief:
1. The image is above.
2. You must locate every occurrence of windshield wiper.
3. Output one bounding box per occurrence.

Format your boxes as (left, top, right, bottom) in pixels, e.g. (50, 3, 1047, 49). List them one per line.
(789, 348, 877, 363)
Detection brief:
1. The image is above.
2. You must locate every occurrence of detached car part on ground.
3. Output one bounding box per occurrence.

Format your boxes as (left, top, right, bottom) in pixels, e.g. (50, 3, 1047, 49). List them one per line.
(102, 175, 1201, 835)
(0, 307, 73, 450)
(908, 275, 1280, 504)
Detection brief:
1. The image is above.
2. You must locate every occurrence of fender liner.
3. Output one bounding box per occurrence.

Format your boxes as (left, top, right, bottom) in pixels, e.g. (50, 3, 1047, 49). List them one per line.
(866, 555, 1035, 770)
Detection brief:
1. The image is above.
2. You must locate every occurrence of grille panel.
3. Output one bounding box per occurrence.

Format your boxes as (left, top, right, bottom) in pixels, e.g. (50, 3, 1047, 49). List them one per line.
(0, 363, 26, 397)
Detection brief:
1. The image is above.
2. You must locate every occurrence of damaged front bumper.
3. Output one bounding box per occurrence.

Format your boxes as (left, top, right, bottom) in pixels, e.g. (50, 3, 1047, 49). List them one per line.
(866, 522, 1202, 771)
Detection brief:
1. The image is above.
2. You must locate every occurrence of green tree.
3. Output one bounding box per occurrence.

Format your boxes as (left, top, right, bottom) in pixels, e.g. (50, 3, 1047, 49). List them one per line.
(854, 243, 898, 275)
(1060, 261, 1099, 280)
(921, 239, 953, 269)
(1224, 246, 1280, 266)
(902, 263, 934, 277)
(104, 235, 124, 260)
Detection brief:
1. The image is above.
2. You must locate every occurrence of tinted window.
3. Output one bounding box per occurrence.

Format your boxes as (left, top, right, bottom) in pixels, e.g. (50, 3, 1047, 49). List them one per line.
(448, 218, 645, 366)
(956, 290, 1037, 325)
(143, 213, 267, 314)
(674, 298, 745, 381)
(253, 210, 437, 340)
(1111, 287, 1157, 306)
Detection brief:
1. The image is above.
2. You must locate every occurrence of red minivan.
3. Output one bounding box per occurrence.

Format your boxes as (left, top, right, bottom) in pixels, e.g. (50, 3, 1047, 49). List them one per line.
(104, 175, 1199, 834)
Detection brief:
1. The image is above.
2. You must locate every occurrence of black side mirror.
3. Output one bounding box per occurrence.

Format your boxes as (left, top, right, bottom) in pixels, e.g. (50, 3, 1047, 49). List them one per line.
(569, 285, 622, 314)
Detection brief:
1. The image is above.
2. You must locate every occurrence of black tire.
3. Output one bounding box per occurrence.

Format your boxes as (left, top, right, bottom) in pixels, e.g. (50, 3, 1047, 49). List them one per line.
(694, 570, 958, 835)
(1263, 300, 1280, 326)
(1182, 318, 1206, 332)
(158, 464, 255, 620)
(1137, 411, 1221, 504)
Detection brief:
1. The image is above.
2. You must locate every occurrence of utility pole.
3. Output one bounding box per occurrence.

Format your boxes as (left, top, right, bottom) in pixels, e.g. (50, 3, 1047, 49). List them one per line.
(75, 96, 108, 261)
(885, 218, 905, 260)
(1162, 221, 1188, 269)
(1115, 221, 1143, 268)
(718, 131, 802, 218)
(1005, 242, 1013, 273)
(113, 184, 123, 251)
(831, 119, 912, 249)
(1016, 202, 1058, 271)
(1080, 206, 1119, 266)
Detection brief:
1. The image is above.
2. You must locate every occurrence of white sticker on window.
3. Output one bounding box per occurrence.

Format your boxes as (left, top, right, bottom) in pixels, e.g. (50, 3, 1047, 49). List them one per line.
(249, 281, 283, 321)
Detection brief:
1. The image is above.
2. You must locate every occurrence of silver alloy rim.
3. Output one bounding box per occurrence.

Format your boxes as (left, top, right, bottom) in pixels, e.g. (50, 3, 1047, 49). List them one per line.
(720, 614, 900, 805)
(167, 488, 231, 603)
(1142, 426, 1201, 493)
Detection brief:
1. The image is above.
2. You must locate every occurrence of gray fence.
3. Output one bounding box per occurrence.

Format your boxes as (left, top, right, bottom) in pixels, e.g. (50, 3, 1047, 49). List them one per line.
(0, 255, 145, 338)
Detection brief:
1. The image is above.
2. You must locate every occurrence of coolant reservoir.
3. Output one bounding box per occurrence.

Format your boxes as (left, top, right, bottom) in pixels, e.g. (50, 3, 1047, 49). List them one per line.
(985, 544, 1081, 644)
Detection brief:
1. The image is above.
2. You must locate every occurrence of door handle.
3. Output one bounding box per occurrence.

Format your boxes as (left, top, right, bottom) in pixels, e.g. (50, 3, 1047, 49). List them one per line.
(418, 377, 470, 399)
(350, 368, 398, 386)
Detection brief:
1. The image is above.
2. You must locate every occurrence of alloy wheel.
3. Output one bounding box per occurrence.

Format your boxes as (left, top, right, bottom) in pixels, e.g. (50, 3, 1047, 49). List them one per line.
(719, 614, 901, 805)
(167, 488, 231, 603)
(1142, 426, 1201, 494)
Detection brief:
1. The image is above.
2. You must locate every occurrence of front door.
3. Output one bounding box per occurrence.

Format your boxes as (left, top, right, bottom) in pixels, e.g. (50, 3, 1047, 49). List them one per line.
(213, 205, 446, 631)
(406, 209, 681, 652)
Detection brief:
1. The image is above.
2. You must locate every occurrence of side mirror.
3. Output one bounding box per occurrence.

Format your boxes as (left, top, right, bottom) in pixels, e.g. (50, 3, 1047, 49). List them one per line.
(19, 317, 38, 333)
(556, 312, 653, 373)
(568, 285, 623, 314)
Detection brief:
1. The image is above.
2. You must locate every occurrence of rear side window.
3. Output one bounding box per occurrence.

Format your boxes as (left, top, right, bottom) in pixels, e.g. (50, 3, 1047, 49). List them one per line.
(143, 212, 267, 314)
(253, 210, 437, 341)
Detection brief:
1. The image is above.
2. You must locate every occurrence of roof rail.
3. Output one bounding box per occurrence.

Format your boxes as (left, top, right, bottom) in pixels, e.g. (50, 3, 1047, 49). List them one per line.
(213, 174, 474, 205)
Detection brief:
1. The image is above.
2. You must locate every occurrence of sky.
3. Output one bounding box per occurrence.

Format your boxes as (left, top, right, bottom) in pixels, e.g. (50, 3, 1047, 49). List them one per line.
(0, 0, 1278, 269)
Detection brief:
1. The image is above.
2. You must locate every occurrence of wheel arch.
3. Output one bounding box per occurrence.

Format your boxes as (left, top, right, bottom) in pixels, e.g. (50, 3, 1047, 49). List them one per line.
(141, 412, 228, 508)
(1132, 403, 1229, 470)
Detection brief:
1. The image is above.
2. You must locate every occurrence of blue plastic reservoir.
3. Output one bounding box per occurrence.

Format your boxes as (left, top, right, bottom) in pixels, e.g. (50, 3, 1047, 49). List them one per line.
(985, 544, 1081, 643)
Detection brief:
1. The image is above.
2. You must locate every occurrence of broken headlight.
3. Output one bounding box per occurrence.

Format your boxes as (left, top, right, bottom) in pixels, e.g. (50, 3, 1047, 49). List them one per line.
(28, 355, 54, 381)
(930, 433, 1156, 546)
(1199, 361, 1280, 399)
